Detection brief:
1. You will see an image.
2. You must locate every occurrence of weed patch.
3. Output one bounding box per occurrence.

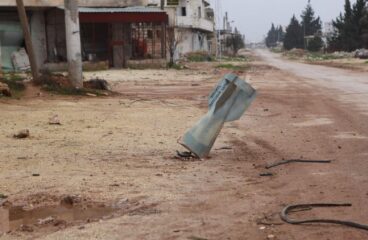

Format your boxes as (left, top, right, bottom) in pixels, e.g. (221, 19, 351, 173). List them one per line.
(216, 64, 249, 71)
(186, 51, 213, 62)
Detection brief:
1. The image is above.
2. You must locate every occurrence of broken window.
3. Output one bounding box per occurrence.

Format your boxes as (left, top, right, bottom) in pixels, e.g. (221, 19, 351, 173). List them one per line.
(198, 7, 202, 18)
(147, 30, 153, 39)
(181, 7, 187, 16)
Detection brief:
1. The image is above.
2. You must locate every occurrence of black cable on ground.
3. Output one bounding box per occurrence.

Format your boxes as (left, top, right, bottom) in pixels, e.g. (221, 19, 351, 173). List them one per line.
(266, 159, 332, 169)
(281, 203, 368, 231)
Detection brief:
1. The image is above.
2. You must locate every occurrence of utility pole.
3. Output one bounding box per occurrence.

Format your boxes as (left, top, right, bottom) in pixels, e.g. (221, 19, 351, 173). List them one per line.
(16, 0, 40, 82)
(64, 0, 83, 88)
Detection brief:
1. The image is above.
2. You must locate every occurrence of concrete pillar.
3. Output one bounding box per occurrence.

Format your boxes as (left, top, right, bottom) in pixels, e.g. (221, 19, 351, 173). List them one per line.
(64, 0, 83, 88)
(30, 10, 47, 68)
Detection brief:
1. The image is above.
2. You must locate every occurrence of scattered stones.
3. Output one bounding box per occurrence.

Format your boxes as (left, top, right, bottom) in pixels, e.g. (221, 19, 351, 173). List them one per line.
(19, 224, 34, 232)
(60, 195, 80, 207)
(86, 93, 97, 97)
(32, 173, 40, 177)
(13, 129, 30, 139)
(37, 216, 54, 225)
(0, 82, 11, 97)
(49, 115, 61, 125)
(267, 234, 275, 239)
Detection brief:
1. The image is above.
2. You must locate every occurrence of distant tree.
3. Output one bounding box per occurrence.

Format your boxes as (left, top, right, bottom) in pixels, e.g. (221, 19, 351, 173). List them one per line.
(277, 26, 285, 42)
(283, 15, 304, 50)
(351, 0, 367, 48)
(362, 7, 368, 48)
(328, 0, 368, 51)
(265, 23, 277, 48)
(301, 0, 322, 36)
(226, 28, 245, 56)
(307, 36, 324, 52)
(265, 24, 285, 48)
(301, 0, 323, 51)
(166, 27, 183, 67)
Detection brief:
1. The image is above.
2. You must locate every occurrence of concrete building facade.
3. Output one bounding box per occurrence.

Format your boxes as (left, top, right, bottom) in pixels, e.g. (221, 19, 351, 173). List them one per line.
(0, 0, 169, 70)
(148, 0, 215, 59)
(0, 0, 215, 70)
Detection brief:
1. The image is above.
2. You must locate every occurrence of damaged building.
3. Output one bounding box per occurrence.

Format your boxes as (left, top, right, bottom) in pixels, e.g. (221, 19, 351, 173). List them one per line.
(0, 0, 168, 71)
(148, 0, 215, 59)
(0, 0, 216, 71)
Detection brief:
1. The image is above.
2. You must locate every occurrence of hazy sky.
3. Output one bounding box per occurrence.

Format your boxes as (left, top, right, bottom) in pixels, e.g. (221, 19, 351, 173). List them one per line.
(209, 0, 349, 42)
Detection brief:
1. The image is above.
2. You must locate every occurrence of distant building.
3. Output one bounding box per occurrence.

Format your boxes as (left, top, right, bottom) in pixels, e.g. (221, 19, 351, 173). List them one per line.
(148, 0, 215, 59)
(218, 12, 244, 56)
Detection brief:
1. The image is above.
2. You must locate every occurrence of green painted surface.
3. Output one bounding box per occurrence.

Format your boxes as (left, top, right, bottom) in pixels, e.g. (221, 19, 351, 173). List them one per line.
(0, 21, 24, 71)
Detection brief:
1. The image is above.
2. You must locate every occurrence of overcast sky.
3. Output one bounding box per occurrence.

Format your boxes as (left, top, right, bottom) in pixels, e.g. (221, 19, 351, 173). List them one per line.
(209, 0, 349, 42)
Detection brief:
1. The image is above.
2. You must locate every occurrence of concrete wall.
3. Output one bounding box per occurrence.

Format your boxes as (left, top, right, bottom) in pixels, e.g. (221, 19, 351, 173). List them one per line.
(176, 29, 209, 58)
(0, 0, 149, 7)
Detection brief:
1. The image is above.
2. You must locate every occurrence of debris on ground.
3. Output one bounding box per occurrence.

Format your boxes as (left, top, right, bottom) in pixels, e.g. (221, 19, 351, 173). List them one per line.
(49, 115, 61, 125)
(0, 194, 8, 206)
(281, 203, 368, 231)
(37, 216, 55, 225)
(11, 48, 30, 71)
(260, 172, 274, 177)
(19, 225, 34, 232)
(354, 49, 368, 59)
(175, 151, 199, 161)
(83, 78, 111, 91)
(266, 159, 332, 169)
(0, 82, 11, 97)
(215, 146, 233, 150)
(37, 72, 73, 88)
(179, 73, 257, 158)
(86, 93, 97, 97)
(187, 236, 208, 240)
(13, 129, 30, 139)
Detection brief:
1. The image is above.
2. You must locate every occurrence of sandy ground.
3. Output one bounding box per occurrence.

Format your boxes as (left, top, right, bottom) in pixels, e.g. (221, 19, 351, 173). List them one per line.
(1, 50, 368, 239)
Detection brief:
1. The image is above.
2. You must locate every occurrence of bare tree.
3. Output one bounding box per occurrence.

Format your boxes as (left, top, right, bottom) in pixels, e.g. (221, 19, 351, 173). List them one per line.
(225, 29, 245, 56)
(166, 27, 183, 67)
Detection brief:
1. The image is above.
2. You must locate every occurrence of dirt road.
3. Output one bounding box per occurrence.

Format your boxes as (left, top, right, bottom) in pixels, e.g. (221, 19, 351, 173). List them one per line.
(1, 51, 368, 239)
(256, 49, 368, 116)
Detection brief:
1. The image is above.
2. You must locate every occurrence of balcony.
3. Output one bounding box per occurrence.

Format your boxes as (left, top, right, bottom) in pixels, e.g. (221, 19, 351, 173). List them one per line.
(176, 16, 214, 32)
